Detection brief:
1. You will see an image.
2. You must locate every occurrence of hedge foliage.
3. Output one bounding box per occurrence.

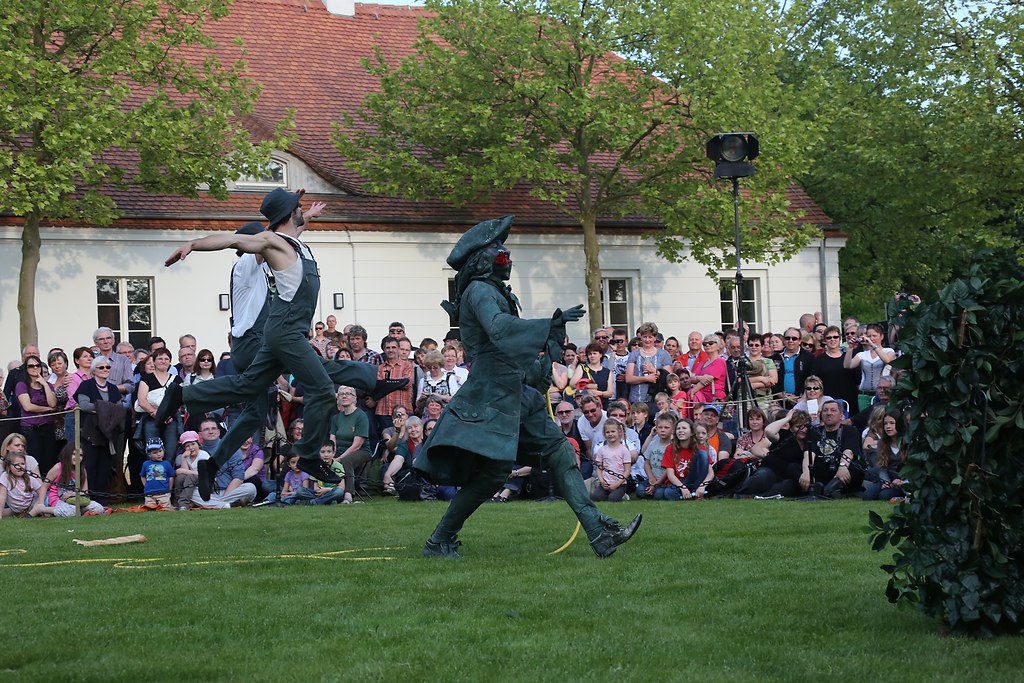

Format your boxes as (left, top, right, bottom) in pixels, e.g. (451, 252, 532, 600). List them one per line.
(869, 268, 1024, 637)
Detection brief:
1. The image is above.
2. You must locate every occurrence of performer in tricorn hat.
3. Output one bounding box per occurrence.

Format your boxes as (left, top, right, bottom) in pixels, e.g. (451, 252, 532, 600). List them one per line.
(415, 215, 641, 558)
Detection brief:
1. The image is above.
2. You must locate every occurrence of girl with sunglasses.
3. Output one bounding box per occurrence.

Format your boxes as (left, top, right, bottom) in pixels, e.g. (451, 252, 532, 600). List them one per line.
(15, 355, 58, 474)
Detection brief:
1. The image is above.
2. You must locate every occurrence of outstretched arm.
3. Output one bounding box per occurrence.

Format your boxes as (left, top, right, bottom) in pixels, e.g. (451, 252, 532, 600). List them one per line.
(165, 231, 284, 267)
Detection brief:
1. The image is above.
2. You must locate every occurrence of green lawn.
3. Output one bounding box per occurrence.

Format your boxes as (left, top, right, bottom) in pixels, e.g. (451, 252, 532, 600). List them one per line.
(1, 499, 1020, 682)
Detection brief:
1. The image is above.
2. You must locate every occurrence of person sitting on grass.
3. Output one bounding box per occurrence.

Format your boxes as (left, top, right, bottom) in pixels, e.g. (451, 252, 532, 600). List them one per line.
(637, 413, 676, 499)
(240, 435, 270, 502)
(276, 453, 313, 505)
(698, 404, 735, 459)
(34, 443, 107, 517)
(173, 430, 208, 510)
(190, 428, 258, 509)
(330, 386, 370, 504)
(628, 401, 652, 486)
(861, 409, 908, 501)
(310, 441, 347, 505)
(630, 402, 652, 448)
(735, 409, 811, 498)
(801, 400, 864, 499)
(1, 433, 40, 480)
(383, 416, 423, 496)
(140, 438, 175, 509)
(693, 423, 718, 466)
(662, 418, 712, 500)
(490, 463, 532, 503)
(591, 419, 631, 502)
(0, 448, 43, 519)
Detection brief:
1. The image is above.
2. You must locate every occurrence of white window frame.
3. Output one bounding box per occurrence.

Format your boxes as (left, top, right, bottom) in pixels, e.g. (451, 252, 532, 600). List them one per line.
(719, 274, 762, 334)
(599, 274, 635, 332)
(235, 158, 288, 189)
(96, 276, 155, 348)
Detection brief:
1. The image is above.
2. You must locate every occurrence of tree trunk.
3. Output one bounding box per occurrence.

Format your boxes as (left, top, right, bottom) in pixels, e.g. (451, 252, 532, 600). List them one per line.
(19, 212, 41, 348)
(580, 211, 603, 334)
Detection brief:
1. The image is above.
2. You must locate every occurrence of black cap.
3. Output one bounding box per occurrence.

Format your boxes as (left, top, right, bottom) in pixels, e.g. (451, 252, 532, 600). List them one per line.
(236, 221, 265, 236)
(234, 221, 265, 256)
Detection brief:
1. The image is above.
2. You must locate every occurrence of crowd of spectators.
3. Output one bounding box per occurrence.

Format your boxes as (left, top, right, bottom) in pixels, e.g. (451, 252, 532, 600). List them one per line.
(0, 309, 913, 519)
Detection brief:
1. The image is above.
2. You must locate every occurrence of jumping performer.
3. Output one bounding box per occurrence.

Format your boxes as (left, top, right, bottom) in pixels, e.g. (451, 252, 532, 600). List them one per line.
(415, 215, 641, 558)
(159, 188, 407, 484)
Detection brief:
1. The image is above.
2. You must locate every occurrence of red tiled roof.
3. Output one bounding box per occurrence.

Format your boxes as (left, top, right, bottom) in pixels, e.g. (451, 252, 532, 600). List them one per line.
(48, 0, 835, 231)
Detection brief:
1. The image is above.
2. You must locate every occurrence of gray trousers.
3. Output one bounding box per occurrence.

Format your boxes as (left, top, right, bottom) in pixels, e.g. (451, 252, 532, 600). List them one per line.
(191, 482, 257, 508)
(186, 337, 376, 463)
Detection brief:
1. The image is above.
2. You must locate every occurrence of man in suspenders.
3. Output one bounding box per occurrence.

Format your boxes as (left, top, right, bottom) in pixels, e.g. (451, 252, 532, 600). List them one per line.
(159, 188, 407, 486)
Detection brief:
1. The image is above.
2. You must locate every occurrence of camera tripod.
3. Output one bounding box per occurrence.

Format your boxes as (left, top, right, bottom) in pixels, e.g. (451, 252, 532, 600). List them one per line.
(727, 360, 758, 431)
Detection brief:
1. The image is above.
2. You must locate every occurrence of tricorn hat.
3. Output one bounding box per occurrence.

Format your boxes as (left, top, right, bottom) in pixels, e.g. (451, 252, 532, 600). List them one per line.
(446, 215, 514, 271)
(260, 188, 305, 229)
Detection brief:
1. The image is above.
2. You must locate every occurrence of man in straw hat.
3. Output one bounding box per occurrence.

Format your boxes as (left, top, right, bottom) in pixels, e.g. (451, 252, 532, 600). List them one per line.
(158, 188, 407, 486)
(415, 215, 641, 558)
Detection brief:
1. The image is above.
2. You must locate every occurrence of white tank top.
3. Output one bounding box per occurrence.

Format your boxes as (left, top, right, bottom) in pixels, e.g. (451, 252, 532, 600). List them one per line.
(265, 234, 314, 303)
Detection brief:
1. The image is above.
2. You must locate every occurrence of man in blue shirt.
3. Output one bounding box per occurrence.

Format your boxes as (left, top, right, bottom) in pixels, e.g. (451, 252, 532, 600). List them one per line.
(772, 327, 813, 407)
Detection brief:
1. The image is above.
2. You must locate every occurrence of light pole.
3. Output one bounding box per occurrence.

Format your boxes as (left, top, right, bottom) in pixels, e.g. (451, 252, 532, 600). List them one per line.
(706, 132, 759, 428)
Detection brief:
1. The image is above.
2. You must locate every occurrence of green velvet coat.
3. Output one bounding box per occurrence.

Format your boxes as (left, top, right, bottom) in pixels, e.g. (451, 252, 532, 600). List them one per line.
(415, 279, 563, 485)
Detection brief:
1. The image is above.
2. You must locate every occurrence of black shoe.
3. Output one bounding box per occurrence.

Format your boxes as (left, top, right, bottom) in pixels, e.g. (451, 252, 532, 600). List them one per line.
(197, 458, 219, 501)
(423, 538, 462, 559)
(590, 513, 643, 559)
(296, 457, 342, 484)
(370, 377, 409, 401)
(154, 382, 183, 425)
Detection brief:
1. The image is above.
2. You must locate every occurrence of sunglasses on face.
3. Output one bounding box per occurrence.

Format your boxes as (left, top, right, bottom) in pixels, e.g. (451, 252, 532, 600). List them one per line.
(801, 343, 814, 348)
(784, 336, 801, 341)
(594, 335, 610, 341)
(824, 335, 840, 340)
(806, 386, 821, 391)
(610, 339, 625, 345)
(95, 365, 111, 370)
(702, 341, 717, 346)
(556, 409, 574, 414)
(25, 364, 42, 369)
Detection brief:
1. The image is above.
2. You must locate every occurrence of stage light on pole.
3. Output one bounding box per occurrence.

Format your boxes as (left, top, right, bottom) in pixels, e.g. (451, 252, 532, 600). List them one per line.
(706, 133, 759, 179)
(707, 132, 759, 429)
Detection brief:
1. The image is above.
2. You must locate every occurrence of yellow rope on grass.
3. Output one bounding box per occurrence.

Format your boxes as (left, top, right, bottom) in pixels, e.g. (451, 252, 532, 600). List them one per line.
(545, 395, 582, 555)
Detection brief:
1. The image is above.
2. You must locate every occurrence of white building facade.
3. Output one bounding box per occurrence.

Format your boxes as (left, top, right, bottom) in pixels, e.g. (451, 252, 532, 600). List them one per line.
(0, 221, 844, 364)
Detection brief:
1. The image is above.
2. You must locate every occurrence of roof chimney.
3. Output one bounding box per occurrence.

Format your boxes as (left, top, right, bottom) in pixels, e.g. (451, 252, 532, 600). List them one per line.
(323, 0, 355, 16)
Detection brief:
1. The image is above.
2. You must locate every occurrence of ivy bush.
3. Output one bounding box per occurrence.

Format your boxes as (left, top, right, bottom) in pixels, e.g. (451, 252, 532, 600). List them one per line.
(869, 268, 1024, 637)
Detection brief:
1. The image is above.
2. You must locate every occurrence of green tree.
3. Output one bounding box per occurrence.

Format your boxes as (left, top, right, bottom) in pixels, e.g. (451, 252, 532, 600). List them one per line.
(782, 0, 1024, 321)
(336, 0, 818, 326)
(0, 0, 293, 347)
